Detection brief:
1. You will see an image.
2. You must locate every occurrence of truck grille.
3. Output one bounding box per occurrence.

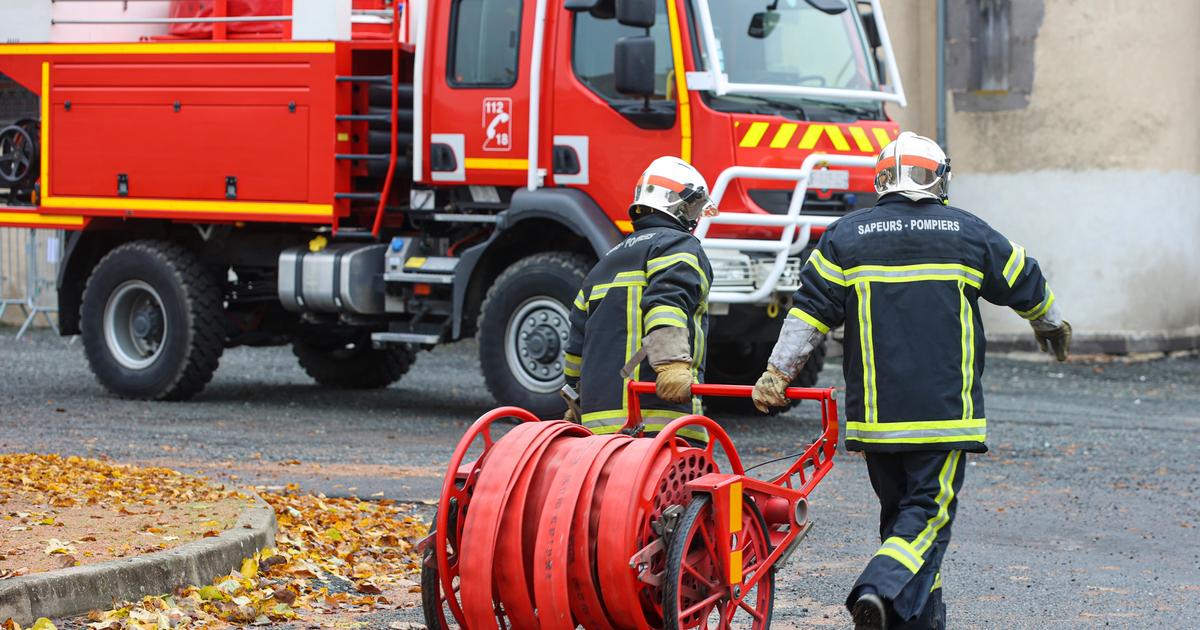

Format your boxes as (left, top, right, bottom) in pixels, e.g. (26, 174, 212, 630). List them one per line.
(710, 254, 805, 293)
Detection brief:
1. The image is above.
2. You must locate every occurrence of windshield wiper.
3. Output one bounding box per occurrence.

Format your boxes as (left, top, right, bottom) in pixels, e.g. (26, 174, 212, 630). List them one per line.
(733, 95, 809, 120)
(798, 99, 881, 119)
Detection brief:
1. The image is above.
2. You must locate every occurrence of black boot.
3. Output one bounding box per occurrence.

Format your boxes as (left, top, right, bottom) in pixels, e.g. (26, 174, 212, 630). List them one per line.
(851, 593, 888, 630)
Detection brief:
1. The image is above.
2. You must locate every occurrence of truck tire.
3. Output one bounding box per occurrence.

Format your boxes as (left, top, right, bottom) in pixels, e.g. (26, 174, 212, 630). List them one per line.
(292, 335, 416, 389)
(703, 339, 826, 416)
(477, 252, 590, 418)
(80, 240, 224, 401)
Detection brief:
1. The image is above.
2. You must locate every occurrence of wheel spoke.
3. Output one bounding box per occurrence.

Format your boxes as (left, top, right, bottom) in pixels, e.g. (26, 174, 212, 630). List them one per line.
(682, 590, 727, 619)
(682, 554, 719, 588)
(735, 595, 765, 621)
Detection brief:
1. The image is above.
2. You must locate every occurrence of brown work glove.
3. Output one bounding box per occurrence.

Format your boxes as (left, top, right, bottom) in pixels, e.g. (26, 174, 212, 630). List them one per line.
(654, 361, 694, 404)
(1033, 320, 1072, 362)
(563, 405, 579, 424)
(752, 365, 791, 413)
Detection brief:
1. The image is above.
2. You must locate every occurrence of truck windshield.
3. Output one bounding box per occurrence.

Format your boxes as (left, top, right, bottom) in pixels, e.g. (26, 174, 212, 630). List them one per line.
(698, 0, 884, 118)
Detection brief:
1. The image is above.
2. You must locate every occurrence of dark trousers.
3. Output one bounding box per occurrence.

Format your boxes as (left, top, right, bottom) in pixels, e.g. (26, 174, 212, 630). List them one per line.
(847, 450, 966, 629)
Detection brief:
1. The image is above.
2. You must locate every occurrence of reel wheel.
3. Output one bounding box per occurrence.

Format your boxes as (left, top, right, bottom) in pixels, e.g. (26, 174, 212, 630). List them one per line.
(662, 494, 775, 630)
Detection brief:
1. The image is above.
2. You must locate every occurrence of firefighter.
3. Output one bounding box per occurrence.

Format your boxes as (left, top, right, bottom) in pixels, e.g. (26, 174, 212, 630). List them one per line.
(562, 156, 717, 444)
(751, 132, 1071, 629)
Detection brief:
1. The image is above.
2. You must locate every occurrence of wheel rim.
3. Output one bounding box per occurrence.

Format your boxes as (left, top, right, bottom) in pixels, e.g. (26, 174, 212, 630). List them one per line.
(673, 499, 772, 630)
(103, 280, 168, 370)
(504, 296, 570, 394)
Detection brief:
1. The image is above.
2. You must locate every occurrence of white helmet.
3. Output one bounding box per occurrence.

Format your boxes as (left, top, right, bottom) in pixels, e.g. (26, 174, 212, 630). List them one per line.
(874, 131, 952, 202)
(629, 156, 718, 230)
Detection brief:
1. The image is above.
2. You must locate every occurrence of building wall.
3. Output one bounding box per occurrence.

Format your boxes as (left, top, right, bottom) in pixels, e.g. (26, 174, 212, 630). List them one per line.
(881, 0, 1200, 351)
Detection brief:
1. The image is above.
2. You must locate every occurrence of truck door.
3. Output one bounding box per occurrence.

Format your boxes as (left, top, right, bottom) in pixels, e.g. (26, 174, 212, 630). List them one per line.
(550, 0, 686, 229)
(425, 0, 532, 187)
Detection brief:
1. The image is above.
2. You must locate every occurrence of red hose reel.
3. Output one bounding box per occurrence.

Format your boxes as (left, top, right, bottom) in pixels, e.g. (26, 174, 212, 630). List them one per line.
(421, 382, 839, 629)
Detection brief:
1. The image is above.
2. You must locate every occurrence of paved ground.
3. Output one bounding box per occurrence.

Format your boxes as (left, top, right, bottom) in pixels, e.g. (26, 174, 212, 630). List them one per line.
(1, 328, 1197, 628)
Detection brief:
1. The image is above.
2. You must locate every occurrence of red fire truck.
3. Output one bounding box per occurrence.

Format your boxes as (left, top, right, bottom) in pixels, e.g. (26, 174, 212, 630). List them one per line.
(0, 0, 904, 416)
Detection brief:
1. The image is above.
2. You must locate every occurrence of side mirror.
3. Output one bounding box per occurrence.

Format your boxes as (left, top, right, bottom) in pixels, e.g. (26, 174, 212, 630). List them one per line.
(616, 0, 655, 28)
(614, 35, 656, 98)
(748, 11, 781, 38)
(565, 0, 616, 19)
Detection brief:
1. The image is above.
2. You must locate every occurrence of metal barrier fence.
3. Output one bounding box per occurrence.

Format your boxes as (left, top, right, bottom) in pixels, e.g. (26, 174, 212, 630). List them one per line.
(0, 227, 62, 338)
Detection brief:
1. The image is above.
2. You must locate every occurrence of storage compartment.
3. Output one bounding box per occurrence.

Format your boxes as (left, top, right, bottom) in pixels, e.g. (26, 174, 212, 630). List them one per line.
(279, 244, 387, 314)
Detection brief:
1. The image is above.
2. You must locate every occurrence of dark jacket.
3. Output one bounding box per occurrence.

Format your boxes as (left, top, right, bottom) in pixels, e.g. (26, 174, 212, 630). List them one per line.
(789, 195, 1056, 453)
(565, 213, 712, 443)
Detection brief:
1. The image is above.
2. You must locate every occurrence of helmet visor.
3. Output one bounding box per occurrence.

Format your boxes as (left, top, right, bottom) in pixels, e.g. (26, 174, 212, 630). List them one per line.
(680, 184, 718, 219)
(905, 165, 940, 187)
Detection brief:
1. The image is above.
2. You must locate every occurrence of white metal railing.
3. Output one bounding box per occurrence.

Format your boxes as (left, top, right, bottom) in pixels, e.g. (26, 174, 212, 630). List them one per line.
(699, 153, 875, 304)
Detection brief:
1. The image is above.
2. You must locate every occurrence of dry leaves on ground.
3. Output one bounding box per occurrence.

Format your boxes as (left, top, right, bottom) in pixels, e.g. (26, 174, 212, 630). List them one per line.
(80, 485, 428, 629)
(2, 456, 428, 629)
(1, 454, 248, 576)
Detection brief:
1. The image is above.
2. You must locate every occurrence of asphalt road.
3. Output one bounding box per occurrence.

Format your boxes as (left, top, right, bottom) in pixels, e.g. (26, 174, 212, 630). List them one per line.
(2, 328, 1197, 628)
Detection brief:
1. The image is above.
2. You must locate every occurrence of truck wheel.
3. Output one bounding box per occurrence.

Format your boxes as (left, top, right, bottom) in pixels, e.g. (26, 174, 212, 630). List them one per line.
(80, 240, 225, 401)
(704, 339, 826, 416)
(292, 335, 416, 389)
(477, 252, 590, 418)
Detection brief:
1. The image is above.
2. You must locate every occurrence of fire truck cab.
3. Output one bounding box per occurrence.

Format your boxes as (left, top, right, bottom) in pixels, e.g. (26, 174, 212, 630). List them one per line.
(0, 0, 904, 416)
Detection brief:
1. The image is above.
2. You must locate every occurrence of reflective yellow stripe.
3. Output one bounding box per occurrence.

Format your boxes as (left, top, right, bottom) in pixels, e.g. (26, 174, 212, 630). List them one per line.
(574, 290, 587, 311)
(875, 537, 921, 574)
(931, 572, 942, 592)
(41, 63, 50, 196)
(42, 195, 333, 217)
(959, 281, 975, 420)
(691, 305, 706, 416)
(0, 212, 84, 228)
(1017, 284, 1055, 320)
(615, 220, 633, 233)
(849, 126, 875, 152)
(846, 419, 986, 432)
(665, 0, 691, 162)
(787, 307, 830, 335)
(0, 42, 335, 55)
(872, 127, 894, 149)
(873, 453, 960, 574)
(856, 282, 877, 422)
(464, 157, 529, 171)
(1002, 242, 1026, 287)
(563, 352, 582, 378)
(808, 249, 847, 286)
(843, 263, 983, 289)
(589, 271, 648, 301)
(646, 253, 709, 291)
(739, 121, 770, 148)
(769, 123, 798, 148)
(644, 305, 688, 331)
(584, 409, 706, 442)
(623, 283, 640, 416)
(912, 451, 962, 555)
(845, 419, 986, 443)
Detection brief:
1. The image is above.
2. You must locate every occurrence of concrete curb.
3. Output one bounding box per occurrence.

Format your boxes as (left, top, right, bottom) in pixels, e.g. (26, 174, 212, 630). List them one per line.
(0, 493, 276, 626)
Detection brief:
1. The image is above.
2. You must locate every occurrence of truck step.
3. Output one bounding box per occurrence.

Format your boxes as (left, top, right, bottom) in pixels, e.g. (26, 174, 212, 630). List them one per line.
(372, 331, 442, 346)
(337, 153, 391, 162)
(337, 114, 392, 123)
(369, 83, 416, 107)
(336, 75, 393, 84)
(335, 192, 382, 201)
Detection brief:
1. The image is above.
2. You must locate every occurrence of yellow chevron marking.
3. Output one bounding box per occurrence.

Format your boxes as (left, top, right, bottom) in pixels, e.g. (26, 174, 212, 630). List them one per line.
(849, 126, 875, 152)
(769, 123, 798, 148)
(873, 127, 894, 149)
(739, 121, 770, 148)
(824, 126, 851, 151)
(797, 124, 850, 151)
